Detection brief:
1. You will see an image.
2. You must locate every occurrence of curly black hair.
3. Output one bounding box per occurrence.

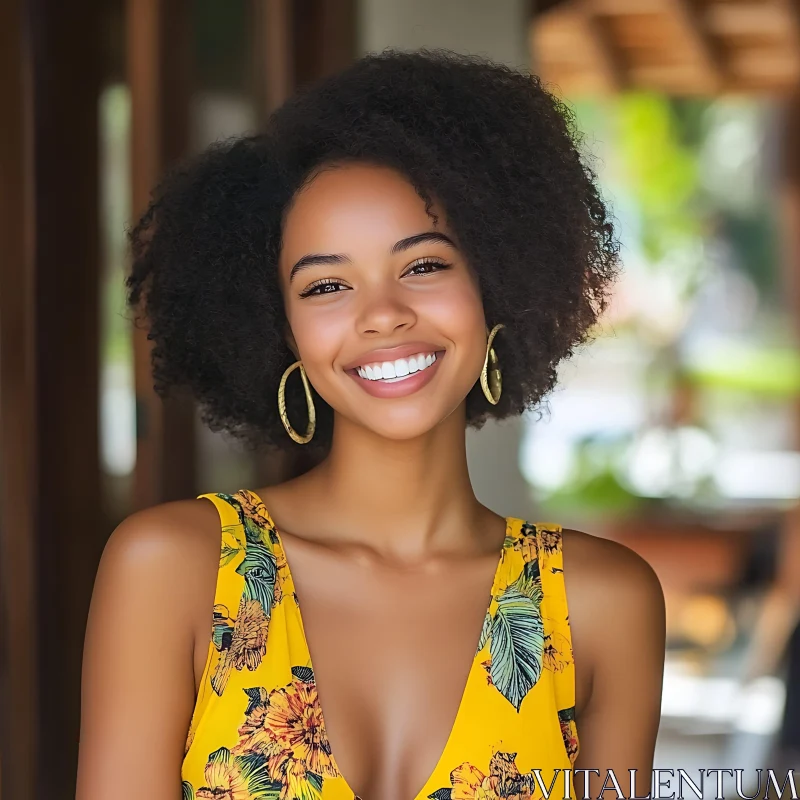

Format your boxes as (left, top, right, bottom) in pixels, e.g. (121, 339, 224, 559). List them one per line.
(127, 48, 621, 454)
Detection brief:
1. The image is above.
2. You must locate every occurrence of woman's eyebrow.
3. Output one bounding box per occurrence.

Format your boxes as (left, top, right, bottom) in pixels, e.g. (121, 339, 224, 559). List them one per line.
(391, 231, 456, 253)
(289, 231, 456, 282)
(289, 252, 351, 281)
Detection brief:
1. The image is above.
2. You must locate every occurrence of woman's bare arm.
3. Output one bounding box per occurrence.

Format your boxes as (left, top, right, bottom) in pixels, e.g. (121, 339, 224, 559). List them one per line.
(566, 530, 667, 800)
(76, 500, 220, 799)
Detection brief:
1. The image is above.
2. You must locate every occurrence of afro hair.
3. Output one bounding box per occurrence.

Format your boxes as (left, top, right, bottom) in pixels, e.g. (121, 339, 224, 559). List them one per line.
(126, 48, 621, 454)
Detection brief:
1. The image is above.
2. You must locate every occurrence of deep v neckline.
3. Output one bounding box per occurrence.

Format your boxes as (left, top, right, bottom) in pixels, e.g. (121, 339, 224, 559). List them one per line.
(246, 490, 514, 800)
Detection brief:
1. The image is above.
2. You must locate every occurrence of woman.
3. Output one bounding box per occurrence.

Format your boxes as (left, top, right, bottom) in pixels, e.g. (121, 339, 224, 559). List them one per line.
(77, 49, 665, 800)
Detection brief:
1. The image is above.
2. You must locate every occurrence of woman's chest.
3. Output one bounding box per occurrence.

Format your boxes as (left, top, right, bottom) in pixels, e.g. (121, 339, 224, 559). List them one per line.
(291, 556, 500, 799)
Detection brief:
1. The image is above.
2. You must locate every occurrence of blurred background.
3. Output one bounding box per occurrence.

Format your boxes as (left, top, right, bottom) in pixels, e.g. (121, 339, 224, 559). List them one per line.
(2, 0, 800, 798)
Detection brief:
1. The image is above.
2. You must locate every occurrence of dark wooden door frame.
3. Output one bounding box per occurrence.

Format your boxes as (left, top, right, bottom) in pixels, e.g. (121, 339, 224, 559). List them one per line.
(0, 1, 37, 797)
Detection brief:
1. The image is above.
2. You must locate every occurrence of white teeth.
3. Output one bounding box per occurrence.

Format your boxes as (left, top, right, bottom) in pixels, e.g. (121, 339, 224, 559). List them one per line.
(356, 352, 438, 382)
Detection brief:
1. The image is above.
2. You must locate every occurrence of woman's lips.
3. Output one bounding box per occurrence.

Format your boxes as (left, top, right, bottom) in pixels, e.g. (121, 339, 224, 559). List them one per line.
(347, 352, 445, 398)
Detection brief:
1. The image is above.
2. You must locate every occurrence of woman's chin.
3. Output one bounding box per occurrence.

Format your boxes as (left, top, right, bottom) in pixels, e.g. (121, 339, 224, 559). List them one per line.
(351, 405, 463, 443)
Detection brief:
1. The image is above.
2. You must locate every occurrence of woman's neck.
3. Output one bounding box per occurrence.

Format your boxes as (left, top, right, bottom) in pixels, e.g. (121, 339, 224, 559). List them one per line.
(264, 405, 500, 561)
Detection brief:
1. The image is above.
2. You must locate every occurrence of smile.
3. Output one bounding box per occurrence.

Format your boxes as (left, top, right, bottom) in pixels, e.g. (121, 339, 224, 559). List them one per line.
(347, 349, 445, 399)
(356, 352, 438, 383)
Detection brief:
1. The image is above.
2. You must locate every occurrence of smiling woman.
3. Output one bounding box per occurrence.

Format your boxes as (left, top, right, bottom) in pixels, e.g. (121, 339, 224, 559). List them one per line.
(76, 49, 666, 800)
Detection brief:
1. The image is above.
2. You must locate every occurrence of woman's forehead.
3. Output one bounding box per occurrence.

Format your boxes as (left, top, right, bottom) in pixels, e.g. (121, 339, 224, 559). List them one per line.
(281, 163, 449, 260)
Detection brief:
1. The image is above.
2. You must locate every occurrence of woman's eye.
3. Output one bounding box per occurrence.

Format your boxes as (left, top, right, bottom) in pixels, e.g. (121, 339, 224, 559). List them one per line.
(300, 280, 349, 297)
(405, 259, 449, 276)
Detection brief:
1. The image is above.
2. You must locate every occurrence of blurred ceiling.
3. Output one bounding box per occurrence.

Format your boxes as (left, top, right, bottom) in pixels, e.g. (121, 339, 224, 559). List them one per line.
(532, 0, 800, 94)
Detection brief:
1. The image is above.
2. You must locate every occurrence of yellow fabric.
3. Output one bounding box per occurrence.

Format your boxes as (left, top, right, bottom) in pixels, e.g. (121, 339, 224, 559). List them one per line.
(181, 489, 579, 800)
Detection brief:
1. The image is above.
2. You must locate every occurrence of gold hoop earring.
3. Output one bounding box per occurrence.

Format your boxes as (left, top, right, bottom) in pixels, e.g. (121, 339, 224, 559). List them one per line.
(480, 323, 505, 405)
(278, 360, 316, 444)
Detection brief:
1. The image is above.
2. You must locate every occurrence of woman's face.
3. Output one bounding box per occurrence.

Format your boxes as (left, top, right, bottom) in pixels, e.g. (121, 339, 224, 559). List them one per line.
(278, 162, 487, 442)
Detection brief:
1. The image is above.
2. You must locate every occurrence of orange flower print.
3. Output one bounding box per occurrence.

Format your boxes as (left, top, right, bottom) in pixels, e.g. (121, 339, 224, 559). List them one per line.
(237, 489, 274, 536)
(450, 762, 486, 798)
(263, 679, 336, 779)
(230, 670, 337, 798)
(439, 751, 536, 800)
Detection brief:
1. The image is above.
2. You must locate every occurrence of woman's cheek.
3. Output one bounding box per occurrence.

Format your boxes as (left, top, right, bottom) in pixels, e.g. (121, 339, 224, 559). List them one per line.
(422, 280, 484, 340)
(289, 303, 350, 379)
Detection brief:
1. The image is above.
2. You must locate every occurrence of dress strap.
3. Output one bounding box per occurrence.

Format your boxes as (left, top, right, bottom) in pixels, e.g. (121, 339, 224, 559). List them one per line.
(194, 490, 283, 694)
(535, 522, 580, 763)
(184, 493, 251, 753)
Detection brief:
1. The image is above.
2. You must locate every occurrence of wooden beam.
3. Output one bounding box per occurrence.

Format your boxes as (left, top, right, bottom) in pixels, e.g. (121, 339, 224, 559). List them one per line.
(776, 0, 800, 58)
(576, 1, 628, 92)
(729, 49, 800, 87)
(587, 0, 661, 14)
(664, 0, 725, 93)
(706, 2, 790, 38)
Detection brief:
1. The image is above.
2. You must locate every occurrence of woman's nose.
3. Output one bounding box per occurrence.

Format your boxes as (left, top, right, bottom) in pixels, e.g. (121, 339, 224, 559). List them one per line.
(355, 287, 417, 336)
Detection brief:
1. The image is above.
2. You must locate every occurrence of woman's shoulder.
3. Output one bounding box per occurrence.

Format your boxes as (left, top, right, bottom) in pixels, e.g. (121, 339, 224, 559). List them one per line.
(93, 497, 225, 627)
(559, 526, 664, 606)
(559, 525, 666, 672)
(101, 497, 223, 573)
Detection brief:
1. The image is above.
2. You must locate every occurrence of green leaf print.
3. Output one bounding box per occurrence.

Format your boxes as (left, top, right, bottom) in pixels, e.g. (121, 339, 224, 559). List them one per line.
(200, 748, 280, 800)
(181, 780, 195, 800)
(237, 542, 278, 616)
(489, 588, 544, 711)
(291, 772, 324, 800)
(510, 565, 543, 606)
(236, 752, 280, 797)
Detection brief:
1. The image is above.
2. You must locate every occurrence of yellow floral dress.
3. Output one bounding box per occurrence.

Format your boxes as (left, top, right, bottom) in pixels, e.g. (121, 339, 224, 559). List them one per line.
(181, 489, 579, 800)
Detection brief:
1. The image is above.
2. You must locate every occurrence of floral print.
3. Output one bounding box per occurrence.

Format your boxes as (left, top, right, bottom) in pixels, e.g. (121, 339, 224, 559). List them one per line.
(558, 706, 580, 763)
(429, 750, 554, 800)
(182, 491, 579, 799)
(184, 670, 336, 800)
(207, 491, 289, 696)
(428, 747, 582, 800)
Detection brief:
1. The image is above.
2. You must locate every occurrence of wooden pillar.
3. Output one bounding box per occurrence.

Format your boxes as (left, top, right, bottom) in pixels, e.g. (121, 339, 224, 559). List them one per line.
(0, 2, 37, 798)
(27, 0, 105, 796)
(128, 0, 196, 510)
(251, 0, 294, 128)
